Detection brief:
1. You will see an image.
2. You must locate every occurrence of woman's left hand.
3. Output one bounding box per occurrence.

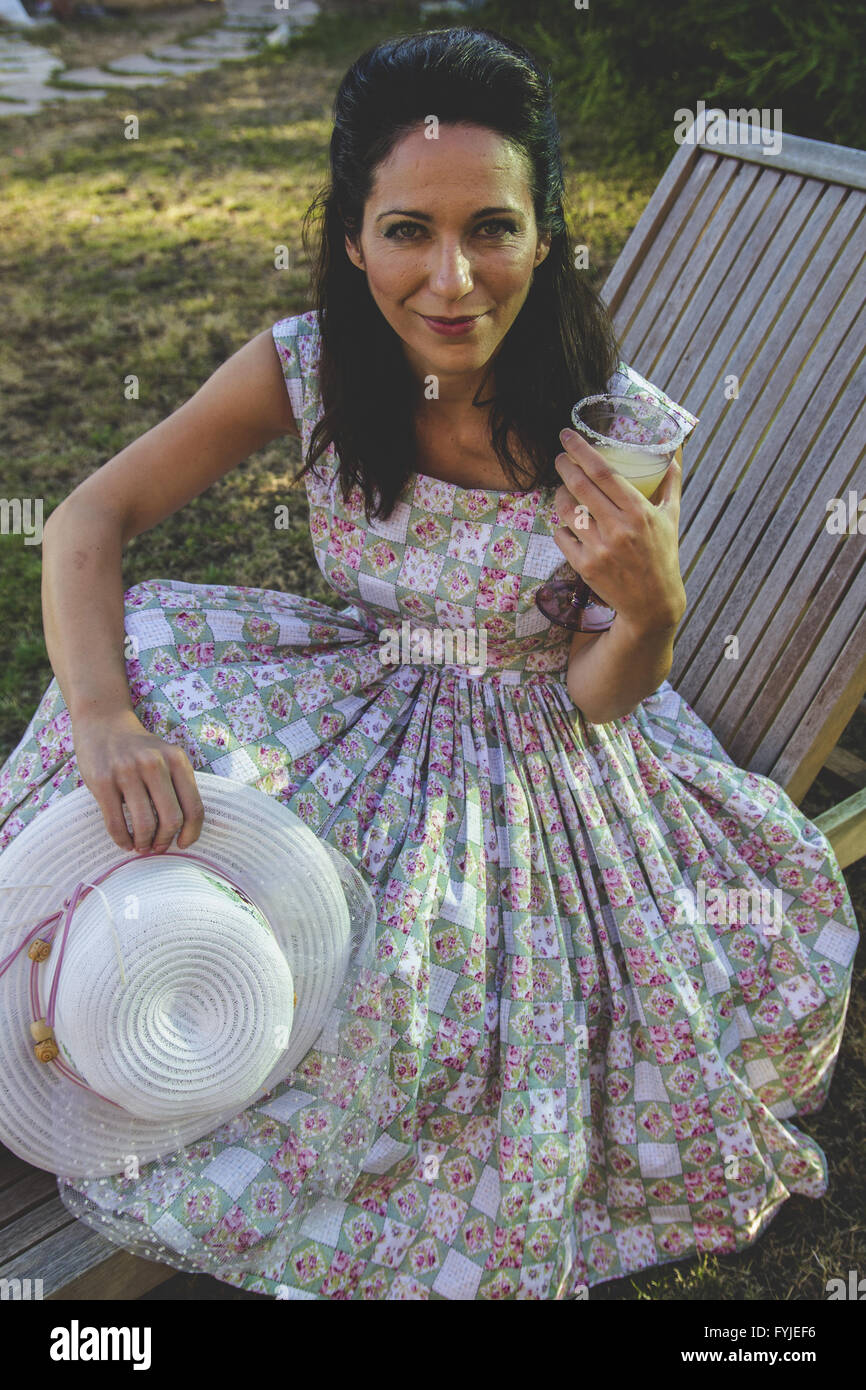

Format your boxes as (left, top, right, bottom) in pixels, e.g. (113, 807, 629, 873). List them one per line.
(552, 428, 687, 633)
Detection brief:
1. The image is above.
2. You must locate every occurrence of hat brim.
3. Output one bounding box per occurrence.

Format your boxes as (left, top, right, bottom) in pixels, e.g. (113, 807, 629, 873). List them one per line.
(0, 773, 377, 1177)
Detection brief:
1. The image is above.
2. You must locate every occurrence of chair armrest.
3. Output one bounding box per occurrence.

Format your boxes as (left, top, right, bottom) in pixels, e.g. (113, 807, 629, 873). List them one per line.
(813, 787, 866, 869)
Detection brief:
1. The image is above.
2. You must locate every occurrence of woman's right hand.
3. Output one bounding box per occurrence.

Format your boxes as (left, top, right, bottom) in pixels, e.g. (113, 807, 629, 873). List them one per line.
(71, 708, 206, 853)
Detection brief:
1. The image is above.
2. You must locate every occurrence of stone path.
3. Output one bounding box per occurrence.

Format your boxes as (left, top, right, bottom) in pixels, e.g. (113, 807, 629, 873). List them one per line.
(0, 0, 488, 118)
(0, 0, 321, 116)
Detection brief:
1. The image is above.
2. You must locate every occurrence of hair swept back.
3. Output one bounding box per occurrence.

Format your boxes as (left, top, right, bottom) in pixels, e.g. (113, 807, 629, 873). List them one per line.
(296, 24, 622, 524)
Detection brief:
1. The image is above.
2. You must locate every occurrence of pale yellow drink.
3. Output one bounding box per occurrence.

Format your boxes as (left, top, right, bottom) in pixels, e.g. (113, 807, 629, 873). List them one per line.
(594, 444, 669, 499)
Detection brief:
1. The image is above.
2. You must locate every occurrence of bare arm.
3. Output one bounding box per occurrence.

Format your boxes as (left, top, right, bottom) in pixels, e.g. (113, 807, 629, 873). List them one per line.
(40, 326, 299, 849)
(565, 611, 682, 723)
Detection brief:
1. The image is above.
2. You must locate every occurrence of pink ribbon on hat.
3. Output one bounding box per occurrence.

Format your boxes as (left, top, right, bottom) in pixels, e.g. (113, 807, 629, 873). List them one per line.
(0, 848, 261, 1107)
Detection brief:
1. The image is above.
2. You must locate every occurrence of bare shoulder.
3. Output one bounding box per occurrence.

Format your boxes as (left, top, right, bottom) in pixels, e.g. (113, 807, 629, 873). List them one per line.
(231, 326, 300, 439)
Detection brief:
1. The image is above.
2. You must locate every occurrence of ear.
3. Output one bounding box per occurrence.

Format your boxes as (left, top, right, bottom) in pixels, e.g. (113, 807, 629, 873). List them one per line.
(344, 233, 365, 271)
(534, 228, 552, 269)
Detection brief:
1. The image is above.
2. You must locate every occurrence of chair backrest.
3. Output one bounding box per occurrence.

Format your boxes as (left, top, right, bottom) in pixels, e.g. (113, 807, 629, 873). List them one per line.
(602, 112, 866, 803)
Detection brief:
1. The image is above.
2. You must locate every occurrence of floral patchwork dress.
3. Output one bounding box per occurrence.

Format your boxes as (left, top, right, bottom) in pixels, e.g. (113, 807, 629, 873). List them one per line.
(0, 309, 859, 1301)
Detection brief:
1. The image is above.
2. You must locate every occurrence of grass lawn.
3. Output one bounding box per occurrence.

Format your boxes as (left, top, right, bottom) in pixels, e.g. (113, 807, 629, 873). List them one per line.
(0, 0, 863, 1303)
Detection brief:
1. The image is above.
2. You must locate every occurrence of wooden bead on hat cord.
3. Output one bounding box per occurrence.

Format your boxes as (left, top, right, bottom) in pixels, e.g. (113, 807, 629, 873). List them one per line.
(27, 939, 59, 1061)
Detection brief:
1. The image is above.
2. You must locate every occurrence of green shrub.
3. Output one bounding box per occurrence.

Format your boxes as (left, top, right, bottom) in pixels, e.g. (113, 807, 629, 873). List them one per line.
(474, 0, 866, 170)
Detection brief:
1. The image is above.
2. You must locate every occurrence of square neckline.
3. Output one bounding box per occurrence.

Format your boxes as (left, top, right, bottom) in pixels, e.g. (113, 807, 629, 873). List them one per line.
(406, 468, 553, 499)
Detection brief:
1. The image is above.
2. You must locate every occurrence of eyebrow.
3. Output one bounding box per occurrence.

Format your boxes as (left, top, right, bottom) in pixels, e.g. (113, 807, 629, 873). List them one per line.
(375, 205, 522, 222)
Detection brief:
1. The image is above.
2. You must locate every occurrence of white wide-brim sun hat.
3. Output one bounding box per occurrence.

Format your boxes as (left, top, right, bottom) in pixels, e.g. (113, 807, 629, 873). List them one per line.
(0, 773, 379, 1179)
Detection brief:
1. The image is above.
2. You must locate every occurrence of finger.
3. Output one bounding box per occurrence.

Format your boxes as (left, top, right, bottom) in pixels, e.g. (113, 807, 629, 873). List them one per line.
(552, 523, 585, 569)
(116, 778, 158, 852)
(165, 752, 206, 850)
(643, 462, 673, 505)
(554, 451, 616, 521)
(557, 434, 631, 516)
(140, 760, 186, 853)
(657, 455, 683, 512)
(568, 501, 594, 535)
(97, 783, 135, 852)
(554, 483, 594, 535)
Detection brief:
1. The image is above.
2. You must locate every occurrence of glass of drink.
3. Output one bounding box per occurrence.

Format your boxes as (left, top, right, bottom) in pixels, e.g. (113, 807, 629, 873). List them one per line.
(535, 392, 690, 630)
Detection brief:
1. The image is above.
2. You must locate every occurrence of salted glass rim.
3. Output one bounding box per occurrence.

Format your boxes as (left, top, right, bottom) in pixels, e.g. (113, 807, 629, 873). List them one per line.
(571, 392, 690, 458)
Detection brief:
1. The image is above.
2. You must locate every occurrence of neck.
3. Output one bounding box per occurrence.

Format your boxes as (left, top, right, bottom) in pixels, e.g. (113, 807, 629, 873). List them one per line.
(409, 364, 496, 418)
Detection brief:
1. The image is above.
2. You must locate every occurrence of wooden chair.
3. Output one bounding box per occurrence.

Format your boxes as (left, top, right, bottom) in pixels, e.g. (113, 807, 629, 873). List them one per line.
(602, 112, 866, 867)
(2, 110, 863, 1302)
(0, 1145, 174, 1298)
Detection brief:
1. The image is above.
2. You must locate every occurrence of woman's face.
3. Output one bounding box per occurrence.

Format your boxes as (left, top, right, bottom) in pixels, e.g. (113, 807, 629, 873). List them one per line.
(344, 122, 551, 397)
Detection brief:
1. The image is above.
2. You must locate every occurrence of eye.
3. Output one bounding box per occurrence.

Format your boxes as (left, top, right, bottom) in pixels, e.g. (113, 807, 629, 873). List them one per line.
(384, 221, 423, 240)
(383, 219, 520, 241)
(477, 219, 519, 238)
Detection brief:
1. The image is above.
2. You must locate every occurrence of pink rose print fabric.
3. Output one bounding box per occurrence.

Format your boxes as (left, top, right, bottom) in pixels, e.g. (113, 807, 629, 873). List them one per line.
(0, 310, 857, 1300)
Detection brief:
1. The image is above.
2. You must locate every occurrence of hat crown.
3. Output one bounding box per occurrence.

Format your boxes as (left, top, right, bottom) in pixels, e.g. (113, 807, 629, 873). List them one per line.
(49, 859, 294, 1122)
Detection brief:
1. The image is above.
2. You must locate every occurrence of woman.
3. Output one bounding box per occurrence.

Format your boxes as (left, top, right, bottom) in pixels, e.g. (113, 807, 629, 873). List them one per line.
(0, 26, 858, 1300)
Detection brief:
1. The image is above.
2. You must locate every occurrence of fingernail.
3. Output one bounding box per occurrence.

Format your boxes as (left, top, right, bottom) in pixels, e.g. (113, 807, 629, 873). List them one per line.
(560, 428, 577, 444)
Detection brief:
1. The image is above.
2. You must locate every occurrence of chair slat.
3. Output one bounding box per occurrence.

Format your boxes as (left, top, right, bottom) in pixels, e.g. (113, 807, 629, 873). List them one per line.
(0, 1195, 73, 1264)
(824, 747, 866, 789)
(695, 386, 866, 744)
(0, 1213, 124, 1297)
(759, 608, 866, 784)
(701, 548, 866, 775)
(47, 1247, 174, 1301)
(604, 138, 708, 317)
(603, 122, 866, 799)
(0, 1169, 57, 1227)
(0, 1146, 32, 1193)
(675, 301, 866, 711)
(634, 161, 781, 372)
(649, 174, 829, 420)
(681, 184, 861, 553)
(676, 181, 850, 540)
(619, 158, 745, 359)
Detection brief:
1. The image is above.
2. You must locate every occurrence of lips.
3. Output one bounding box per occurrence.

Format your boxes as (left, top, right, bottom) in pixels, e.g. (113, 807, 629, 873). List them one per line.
(418, 312, 485, 337)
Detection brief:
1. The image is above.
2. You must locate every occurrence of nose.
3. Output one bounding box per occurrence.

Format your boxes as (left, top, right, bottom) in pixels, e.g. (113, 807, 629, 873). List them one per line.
(428, 237, 474, 299)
